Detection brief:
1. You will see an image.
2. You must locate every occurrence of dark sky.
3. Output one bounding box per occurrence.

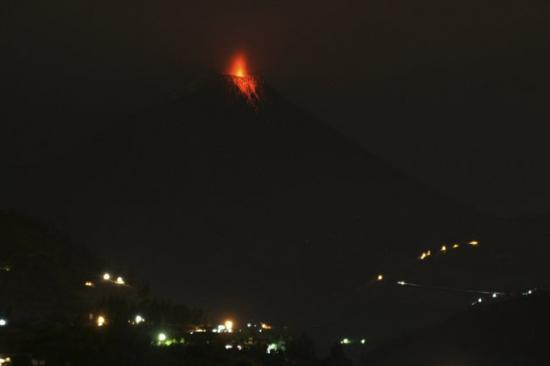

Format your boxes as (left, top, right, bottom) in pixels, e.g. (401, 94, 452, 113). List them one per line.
(2, 0, 549, 217)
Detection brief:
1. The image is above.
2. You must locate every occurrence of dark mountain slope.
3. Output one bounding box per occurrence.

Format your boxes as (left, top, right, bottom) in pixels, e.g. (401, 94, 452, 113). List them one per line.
(1, 74, 544, 342)
(362, 291, 550, 366)
(0, 212, 99, 324)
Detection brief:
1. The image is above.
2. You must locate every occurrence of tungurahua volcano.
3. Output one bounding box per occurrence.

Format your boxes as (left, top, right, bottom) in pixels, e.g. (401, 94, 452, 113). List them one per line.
(227, 54, 259, 103)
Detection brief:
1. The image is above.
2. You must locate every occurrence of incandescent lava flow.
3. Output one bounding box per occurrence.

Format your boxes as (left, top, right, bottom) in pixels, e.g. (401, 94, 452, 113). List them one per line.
(226, 54, 259, 103)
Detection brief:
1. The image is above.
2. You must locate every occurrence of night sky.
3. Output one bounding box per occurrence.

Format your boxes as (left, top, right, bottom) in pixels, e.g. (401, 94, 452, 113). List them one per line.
(2, 0, 550, 347)
(2, 0, 550, 216)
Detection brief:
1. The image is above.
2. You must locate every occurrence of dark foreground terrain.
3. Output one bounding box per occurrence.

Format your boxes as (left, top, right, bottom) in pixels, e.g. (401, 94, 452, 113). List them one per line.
(362, 291, 550, 366)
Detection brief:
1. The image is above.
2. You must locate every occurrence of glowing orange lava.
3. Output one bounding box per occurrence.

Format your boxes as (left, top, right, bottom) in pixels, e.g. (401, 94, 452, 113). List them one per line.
(229, 55, 248, 78)
(227, 54, 259, 103)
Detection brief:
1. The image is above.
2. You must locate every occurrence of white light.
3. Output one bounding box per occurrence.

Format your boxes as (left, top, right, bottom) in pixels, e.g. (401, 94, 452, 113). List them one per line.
(237, 345, 243, 351)
(340, 338, 351, 345)
(225, 344, 233, 350)
(267, 343, 278, 354)
(224, 320, 234, 332)
(492, 293, 498, 299)
(97, 315, 106, 327)
(0, 319, 6, 327)
(397, 281, 406, 286)
(477, 298, 483, 303)
(103, 273, 111, 281)
(247, 323, 252, 327)
(158, 333, 167, 342)
(134, 315, 145, 324)
(361, 339, 366, 344)
(115, 276, 125, 285)
(0, 357, 12, 366)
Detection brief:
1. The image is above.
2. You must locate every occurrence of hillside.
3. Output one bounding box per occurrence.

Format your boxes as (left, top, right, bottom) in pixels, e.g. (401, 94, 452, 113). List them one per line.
(362, 291, 550, 366)
(1, 74, 547, 344)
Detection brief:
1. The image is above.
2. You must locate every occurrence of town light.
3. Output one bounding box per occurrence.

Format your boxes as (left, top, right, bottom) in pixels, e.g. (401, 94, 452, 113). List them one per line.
(0, 319, 6, 327)
(115, 276, 125, 285)
(84, 281, 94, 287)
(102, 273, 111, 281)
(340, 338, 351, 345)
(469, 240, 479, 246)
(440, 245, 447, 252)
(452, 244, 460, 249)
(0, 356, 12, 366)
(158, 333, 167, 342)
(260, 322, 272, 330)
(96, 315, 106, 327)
(134, 315, 145, 324)
(361, 339, 366, 344)
(377, 274, 384, 281)
(224, 320, 234, 333)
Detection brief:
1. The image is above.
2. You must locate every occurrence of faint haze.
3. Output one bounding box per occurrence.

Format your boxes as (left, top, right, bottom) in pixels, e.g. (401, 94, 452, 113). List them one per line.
(1, 0, 549, 216)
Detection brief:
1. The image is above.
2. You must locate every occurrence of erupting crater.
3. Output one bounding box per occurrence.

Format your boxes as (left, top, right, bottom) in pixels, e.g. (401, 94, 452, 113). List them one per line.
(227, 54, 259, 103)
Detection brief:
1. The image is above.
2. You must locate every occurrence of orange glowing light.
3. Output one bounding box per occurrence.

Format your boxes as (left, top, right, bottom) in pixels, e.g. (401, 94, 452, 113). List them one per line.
(228, 54, 249, 78)
(227, 54, 259, 103)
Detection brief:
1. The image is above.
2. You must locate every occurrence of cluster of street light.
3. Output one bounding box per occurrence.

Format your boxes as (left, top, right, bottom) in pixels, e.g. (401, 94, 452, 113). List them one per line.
(340, 338, 366, 346)
(419, 240, 479, 261)
(212, 320, 234, 333)
(157, 319, 281, 354)
(93, 313, 146, 328)
(370, 239, 536, 305)
(375, 240, 481, 284)
(102, 272, 126, 285)
(84, 272, 128, 288)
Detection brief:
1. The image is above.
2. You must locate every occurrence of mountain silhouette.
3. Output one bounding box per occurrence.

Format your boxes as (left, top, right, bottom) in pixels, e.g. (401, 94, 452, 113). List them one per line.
(2, 73, 543, 344)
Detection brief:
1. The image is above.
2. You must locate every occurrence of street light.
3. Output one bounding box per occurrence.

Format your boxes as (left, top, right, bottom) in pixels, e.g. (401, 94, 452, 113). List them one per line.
(224, 320, 234, 332)
(96, 315, 106, 327)
(134, 315, 145, 325)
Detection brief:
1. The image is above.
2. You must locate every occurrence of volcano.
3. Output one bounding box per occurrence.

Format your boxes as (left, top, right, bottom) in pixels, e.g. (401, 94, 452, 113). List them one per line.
(2, 71, 543, 344)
